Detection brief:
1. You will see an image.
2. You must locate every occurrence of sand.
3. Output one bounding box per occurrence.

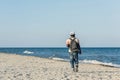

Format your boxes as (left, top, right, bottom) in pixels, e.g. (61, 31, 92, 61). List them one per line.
(0, 53, 120, 80)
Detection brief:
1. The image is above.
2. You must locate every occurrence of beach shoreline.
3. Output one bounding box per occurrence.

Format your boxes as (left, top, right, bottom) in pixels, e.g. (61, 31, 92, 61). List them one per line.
(0, 53, 120, 80)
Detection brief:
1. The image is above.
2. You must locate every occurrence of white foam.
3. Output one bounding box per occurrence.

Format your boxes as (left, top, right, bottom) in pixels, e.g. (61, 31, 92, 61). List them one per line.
(52, 57, 65, 61)
(80, 59, 120, 68)
(23, 50, 34, 54)
(80, 60, 103, 64)
(49, 57, 69, 62)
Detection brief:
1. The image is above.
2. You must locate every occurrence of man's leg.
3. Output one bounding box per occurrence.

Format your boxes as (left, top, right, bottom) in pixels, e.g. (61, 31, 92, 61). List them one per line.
(74, 53, 79, 72)
(69, 53, 75, 71)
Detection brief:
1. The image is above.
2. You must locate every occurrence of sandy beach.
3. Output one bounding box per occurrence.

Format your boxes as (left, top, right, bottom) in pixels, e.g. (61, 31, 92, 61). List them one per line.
(0, 53, 120, 80)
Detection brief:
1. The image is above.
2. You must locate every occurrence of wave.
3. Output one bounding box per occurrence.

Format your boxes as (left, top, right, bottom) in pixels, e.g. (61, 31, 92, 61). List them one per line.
(80, 59, 120, 68)
(49, 57, 120, 68)
(23, 50, 34, 54)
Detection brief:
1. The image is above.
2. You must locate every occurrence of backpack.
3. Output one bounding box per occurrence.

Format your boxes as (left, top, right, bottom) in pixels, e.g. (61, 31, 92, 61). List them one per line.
(69, 38, 81, 53)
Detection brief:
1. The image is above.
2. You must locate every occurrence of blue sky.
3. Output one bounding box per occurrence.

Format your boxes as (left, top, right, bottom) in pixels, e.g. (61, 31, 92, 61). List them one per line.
(0, 0, 120, 47)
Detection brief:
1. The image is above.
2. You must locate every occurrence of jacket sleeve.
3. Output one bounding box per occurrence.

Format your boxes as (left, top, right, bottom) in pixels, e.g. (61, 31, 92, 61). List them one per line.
(76, 39, 81, 54)
(78, 44, 81, 54)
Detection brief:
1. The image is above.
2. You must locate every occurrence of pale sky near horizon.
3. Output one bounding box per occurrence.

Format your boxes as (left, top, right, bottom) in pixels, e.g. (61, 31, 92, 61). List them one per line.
(0, 0, 120, 47)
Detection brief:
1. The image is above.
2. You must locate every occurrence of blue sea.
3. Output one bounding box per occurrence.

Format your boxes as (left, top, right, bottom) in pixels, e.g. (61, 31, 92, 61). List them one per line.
(0, 47, 120, 67)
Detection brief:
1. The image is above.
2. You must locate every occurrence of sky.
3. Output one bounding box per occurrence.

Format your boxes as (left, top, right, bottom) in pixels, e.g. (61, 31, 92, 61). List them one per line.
(0, 0, 120, 47)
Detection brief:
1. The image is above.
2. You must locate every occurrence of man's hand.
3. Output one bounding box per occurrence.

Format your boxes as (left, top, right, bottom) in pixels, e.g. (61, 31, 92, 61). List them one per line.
(66, 44, 70, 48)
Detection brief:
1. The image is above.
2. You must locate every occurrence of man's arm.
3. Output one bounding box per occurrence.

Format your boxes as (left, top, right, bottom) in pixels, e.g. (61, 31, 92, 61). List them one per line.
(76, 39, 81, 54)
(66, 39, 70, 47)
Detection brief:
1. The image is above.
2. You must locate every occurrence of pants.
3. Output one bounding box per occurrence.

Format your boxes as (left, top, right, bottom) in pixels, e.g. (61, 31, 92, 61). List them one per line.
(69, 52, 79, 68)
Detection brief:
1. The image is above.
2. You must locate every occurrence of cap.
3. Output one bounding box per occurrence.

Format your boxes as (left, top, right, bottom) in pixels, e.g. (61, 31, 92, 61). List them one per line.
(70, 32, 75, 36)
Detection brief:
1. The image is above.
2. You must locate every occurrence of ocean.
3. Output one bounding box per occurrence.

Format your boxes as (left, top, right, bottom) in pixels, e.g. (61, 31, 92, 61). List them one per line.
(0, 47, 120, 67)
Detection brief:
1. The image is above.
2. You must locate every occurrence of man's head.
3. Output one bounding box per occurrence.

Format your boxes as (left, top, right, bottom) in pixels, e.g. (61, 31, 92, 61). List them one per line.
(70, 32, 75, 37)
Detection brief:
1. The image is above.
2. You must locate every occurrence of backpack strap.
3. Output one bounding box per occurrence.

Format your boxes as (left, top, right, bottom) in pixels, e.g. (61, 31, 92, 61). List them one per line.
(69, 38, 76, 41)
(69, 38, 77, 44)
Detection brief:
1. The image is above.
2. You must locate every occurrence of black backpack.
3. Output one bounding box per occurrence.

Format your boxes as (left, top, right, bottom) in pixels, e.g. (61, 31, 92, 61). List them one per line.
(69, 38, 81, 53)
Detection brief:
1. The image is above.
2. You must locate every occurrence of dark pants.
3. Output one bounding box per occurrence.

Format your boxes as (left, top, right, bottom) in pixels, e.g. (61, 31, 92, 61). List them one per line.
(69, 52, 79, 68)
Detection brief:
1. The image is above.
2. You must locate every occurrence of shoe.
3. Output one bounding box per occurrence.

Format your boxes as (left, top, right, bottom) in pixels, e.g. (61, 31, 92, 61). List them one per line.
(75, 67, 78, 72)
(75, 64, 78, 72)
(72, 68, 75, 72)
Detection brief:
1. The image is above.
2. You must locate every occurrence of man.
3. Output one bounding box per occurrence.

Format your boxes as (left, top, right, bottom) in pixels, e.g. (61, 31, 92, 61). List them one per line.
(66, 32, 81, 72)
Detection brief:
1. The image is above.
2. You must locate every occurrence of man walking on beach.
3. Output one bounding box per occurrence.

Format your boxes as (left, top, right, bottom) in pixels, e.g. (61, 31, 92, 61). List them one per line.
(66, 32, 81, 72)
